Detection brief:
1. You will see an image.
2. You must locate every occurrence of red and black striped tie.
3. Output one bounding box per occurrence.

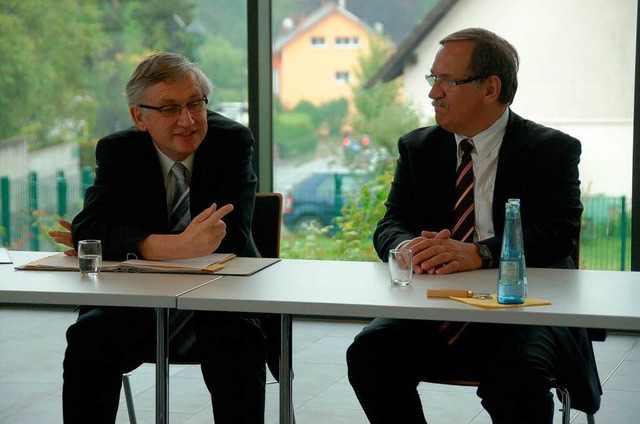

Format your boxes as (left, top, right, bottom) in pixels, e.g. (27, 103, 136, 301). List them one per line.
(439, 138, 475, 345)
(451, 138, 475, 243)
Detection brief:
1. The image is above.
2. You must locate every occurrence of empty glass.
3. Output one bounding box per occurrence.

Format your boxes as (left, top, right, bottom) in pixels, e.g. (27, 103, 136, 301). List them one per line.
(388, 248, 413, 286)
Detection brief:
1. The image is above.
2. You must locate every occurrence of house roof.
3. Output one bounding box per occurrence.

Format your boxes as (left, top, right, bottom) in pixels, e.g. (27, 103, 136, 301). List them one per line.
(273, 1, 372, 54)
(364, 0, 458, 88)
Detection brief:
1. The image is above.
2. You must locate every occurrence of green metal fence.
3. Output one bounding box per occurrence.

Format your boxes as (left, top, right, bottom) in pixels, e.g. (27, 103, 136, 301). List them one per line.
(0, 168, 94, 251)
(579, 195, 631, 271)
(0, 170, 633, 271)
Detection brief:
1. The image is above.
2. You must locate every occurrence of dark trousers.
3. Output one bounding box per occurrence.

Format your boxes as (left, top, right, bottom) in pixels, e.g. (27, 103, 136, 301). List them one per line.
(346, 318, 561, 424)
(62, 306, 267, 424)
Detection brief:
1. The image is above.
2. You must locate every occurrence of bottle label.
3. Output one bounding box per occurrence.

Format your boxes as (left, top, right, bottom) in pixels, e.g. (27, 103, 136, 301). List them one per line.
(500, 261, 519, 284)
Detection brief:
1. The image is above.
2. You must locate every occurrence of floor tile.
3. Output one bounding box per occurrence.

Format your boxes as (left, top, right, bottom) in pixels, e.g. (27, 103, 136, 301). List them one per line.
(2, 307, 640, 424)
(602, 360, 640, 391)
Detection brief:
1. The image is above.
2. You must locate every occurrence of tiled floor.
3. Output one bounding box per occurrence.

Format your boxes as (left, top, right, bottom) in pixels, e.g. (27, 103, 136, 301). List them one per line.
(0, 305, 639, 423)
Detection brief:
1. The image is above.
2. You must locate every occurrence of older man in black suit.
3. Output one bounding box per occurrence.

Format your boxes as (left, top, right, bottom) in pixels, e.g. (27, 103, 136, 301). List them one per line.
(347, 28, 601, 424)
(62, 52, 265, 424)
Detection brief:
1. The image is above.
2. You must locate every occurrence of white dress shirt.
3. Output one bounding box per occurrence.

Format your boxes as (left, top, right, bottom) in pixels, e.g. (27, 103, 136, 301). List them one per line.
(152, 142, 194, 222)
(454, 108, 509, 242)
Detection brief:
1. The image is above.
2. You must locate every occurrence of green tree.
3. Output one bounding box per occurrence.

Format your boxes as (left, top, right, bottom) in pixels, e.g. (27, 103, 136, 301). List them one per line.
(0, 0, 105, 144)
(292, 99, 348, 136)
(274, 112, 316, 158)
(350, 34, 422, 152)
(195, 0, 247, 50)
(333, 168, 394, 261)
(199, 35, 247, 102)
(91, 0, 202, 138)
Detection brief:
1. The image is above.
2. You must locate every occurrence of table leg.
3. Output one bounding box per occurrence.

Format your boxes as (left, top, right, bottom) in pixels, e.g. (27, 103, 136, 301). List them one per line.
(279, 313, 293, 424)
(156, 308, 169, 424)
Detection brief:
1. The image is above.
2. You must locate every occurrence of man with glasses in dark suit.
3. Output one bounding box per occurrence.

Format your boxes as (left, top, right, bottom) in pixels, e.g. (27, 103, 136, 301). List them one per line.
(61, 52, 266, 424)
(347, 28, 601, 424)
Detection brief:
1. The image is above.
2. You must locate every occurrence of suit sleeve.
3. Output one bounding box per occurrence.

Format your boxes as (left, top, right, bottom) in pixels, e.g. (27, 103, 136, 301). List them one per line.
(199, 123, 258, 257)
(521, 133, 583, 267)
(486, 123, 583, 268)
(373, 135, 421, 261)
(72, 137, 159, 260)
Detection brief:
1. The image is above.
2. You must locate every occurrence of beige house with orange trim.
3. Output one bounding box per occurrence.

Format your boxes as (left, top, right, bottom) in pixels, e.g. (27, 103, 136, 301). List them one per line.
(273, 1, 376, 110)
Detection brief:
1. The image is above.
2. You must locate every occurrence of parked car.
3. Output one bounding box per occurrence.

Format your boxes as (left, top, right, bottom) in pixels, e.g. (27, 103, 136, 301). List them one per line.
(283, 170, 369, 231)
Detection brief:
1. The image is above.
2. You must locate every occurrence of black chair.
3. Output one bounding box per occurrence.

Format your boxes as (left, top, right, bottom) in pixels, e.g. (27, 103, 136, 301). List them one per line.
(122, 192, 286, 423)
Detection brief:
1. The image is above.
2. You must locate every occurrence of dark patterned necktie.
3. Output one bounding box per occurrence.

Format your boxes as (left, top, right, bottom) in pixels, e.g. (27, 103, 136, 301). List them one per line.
(439, 139, 475, 345)
(168, 162, 195, 356)
(170, 162, 191, 232)
(451, 138, 475, 242)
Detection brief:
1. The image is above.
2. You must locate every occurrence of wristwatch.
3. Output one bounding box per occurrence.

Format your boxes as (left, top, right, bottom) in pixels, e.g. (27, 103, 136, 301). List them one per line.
(474, 242, 493, 269)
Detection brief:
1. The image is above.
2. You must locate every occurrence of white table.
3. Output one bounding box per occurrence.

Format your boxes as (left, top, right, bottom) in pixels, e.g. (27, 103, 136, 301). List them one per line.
(0, 251, 219, 424)
(178, 259, 640, 423)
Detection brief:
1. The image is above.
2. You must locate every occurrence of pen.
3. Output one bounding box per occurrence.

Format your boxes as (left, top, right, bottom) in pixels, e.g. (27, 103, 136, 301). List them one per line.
(426, 289, 492, 299)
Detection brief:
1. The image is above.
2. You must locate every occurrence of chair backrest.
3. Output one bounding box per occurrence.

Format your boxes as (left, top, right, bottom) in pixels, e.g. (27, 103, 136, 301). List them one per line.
(571, 235, 581, 269)
(251, 192, 283, 258)
(251, 193, 285, 380)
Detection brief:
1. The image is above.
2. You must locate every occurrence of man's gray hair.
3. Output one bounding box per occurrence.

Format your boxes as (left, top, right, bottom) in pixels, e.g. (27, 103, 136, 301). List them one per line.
(125, 52, 213, 105)
(441, 28, 519, 105)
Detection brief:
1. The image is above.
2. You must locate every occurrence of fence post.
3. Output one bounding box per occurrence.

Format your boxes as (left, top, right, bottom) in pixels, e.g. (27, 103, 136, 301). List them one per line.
(334, 173, 343, 231)
(81, 166, 93, 195)
(29, 171, 39, 250)
(620, 196, 627, 271)
(57, 170, 67, 218)
(1, 176, 10, 246)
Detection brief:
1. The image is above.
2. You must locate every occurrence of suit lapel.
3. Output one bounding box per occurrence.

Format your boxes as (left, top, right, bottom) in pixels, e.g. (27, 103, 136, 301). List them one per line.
(414, 130, 457, 230)
(493, 110, 529, 234)
(130, 135, 170, 230)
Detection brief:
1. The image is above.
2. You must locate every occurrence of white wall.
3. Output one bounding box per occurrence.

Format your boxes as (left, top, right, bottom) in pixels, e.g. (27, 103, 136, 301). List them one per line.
(0, 141, 80, 179)
(28, 143, 81, 179)
(402, 0, 637, 197)
(0, 139, 28, 178)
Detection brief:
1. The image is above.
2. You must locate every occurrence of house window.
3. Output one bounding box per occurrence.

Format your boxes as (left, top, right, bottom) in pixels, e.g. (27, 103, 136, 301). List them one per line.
(335, 36, 359, 48)
(310, 36, 326, 47)
(335, 71, 350, 84)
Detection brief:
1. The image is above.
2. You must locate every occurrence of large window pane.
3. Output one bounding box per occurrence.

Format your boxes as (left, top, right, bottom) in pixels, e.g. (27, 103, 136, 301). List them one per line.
(272, 0, 636, 269)
(0, 0, 247, 251)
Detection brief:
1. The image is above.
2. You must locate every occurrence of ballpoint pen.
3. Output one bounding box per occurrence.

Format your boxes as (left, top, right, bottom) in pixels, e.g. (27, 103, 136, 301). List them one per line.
(426, 289, 492, 299)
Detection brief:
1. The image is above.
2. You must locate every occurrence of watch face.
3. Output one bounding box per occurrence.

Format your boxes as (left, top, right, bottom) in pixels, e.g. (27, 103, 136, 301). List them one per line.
(475, 243, 492, 268)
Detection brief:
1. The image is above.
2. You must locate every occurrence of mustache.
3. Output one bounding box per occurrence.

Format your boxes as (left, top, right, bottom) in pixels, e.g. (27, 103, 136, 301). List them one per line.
(432, 99, 448, 109)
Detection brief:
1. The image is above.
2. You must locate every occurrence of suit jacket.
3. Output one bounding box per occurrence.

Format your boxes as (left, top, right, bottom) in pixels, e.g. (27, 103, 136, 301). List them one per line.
(374, 109, 583, 266)
(374, 109, 601, 413)
(72, 111, 259, 261)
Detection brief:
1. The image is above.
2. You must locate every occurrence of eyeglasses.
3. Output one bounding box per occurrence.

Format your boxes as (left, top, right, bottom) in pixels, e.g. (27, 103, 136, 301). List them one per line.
(425, 74, 486, 89)
(138, 96, 209, 117)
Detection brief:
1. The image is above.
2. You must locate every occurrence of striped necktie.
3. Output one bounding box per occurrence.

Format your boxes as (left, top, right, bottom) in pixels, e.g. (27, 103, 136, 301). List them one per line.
(439, 138, 475, 345)
(451, 138, 475, 242)
(170, 162, 191, 232)
(168, 162, 195, 355)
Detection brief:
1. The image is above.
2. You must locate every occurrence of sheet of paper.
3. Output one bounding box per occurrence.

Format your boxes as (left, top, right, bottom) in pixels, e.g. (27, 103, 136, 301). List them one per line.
(14, 253, 120, 271)
(449, 294, 551, 309)
(118, 253, 236, 273)
(0, 248, 12, 264)
(15, 252, 279, 276)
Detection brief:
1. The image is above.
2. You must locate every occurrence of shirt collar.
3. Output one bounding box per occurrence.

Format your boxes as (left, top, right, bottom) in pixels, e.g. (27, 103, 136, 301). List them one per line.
(152, 142, 195, 179)
(454, 108, 509, 158)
